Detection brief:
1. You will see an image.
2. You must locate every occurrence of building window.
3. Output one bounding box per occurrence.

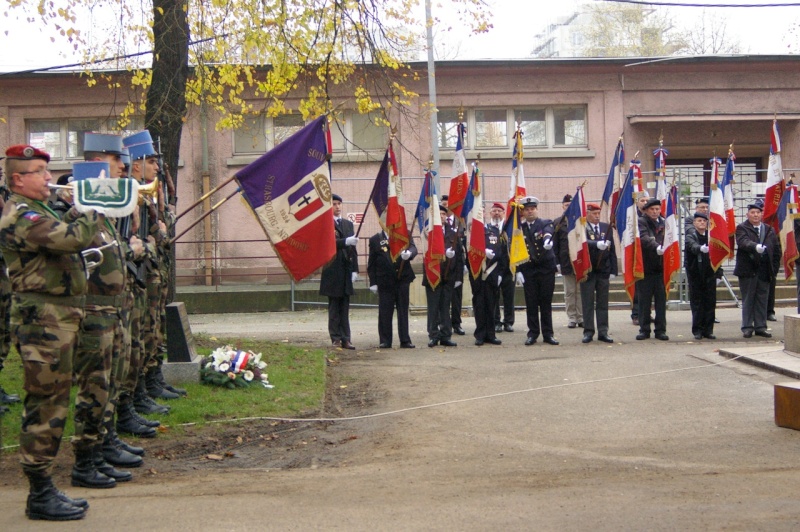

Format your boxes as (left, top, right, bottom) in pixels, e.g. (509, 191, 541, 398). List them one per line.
(329, 111, 387, 154)
(437, 106, 588, 151)
(27, 117, 145, 161)
(233, 114, 305, 154)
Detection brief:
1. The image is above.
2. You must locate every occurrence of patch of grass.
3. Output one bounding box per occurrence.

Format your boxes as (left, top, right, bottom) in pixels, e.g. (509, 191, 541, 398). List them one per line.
(1, 335, 327, 450)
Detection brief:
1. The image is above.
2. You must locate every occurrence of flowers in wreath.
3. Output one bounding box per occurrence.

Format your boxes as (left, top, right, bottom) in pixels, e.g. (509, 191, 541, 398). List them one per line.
(200, 345, 274, 389)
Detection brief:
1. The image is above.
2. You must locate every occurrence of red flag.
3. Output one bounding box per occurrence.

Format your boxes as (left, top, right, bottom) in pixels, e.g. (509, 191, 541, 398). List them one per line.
(386, 141, 410, 261)
(708, 157, 731, 272)
(778, 183, 800, 280)
(565, 187, 591, 284)
(615, 162, 644, 301)
(418, 169, 445, 289)
(466, 163, 486, 280)
(448, 123, 469, 219)
(763, 119, 785, 232)
(662, 185, 680, 296)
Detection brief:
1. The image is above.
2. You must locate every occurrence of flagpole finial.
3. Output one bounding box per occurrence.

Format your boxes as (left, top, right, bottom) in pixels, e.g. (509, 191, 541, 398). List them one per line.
(428, 155, 434, 169)
(658, 130, 663, 145)
(458, 105, 464, 122)
(633, 150, 640, 160)
(390, 125, 397, 140)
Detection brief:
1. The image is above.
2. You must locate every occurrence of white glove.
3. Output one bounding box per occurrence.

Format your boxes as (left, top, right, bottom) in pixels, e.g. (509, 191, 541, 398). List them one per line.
(756, 244, 766, 254)
(455, 281, 462, 288)
(700, 244, 709, 254)
(597, 240, 609, 251)
(543, 238, 553, 250)
(656, 245, 664, 256)
(345, 236, 358, 246)
(609, 274, 616, 279)
(351, 272, 359, 283)
(445, 247, 455, 259)
(485, 248, 495, 260)
(497, 276, 502, 287)
(464, 265, 468, 274)
(516, 272, 525, 286)
(370, 285, 378, 294)
(715, 278, 723, 286)
(400, 249, 412, 261)
(556, 264, 561, 274)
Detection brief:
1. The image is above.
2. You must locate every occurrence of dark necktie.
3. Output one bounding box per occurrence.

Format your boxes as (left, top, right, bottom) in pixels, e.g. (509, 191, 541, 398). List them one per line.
(594, 225, 599, 235)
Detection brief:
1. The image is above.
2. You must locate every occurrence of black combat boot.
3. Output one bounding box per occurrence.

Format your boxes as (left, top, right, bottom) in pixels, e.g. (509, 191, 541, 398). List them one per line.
(0, 383, 21, 404)
(25, 470, 87, 521)
(92, 444, 132, 483)
(116, 401, 157, 438)
(133, 377, 170, 415)
(145, 367, 180, 400)
(102, 426, 144, 467)
(154, 362, 188, 396)
(107, 422, 146, 456)
(71, 448, 116, 489)
(132, 407, 161, 428)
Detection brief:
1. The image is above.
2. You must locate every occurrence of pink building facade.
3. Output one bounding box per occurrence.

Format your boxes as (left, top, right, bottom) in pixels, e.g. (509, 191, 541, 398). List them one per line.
(1, 56, 798, 285)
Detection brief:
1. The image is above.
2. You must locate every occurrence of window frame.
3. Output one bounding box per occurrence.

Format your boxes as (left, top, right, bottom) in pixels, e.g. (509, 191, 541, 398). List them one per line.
(26, 116, 146, 163)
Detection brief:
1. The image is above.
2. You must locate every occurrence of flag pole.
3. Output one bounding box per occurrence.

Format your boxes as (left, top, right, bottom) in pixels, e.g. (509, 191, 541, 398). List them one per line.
(175, 175, 238, 221)
(171, 187, 242, 243)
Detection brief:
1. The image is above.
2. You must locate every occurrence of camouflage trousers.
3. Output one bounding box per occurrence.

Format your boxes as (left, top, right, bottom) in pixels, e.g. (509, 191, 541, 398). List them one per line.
(71, 306, 116, 451)
(122, 283, 147, 395)
(11, 295, 83, 473)
(0, 272, 11, 370)
(103, 290, 134, 425)
(144, 268, 162, 371)
(159, 260, 170, 348)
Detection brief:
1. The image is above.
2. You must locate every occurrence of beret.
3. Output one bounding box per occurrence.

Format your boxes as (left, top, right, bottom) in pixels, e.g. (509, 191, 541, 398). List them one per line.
(695, 196, 709, 205)
(5, 144, 50, 163)
(693, 212, 708, 220)
(643, 198, 661, 210)
(586, 203, 601, 211)
(562, 194, 572, 203)
(491, 202, 505, 210)
(440, 194, 449, 201)
(332, 194, 343, 202)
(747, 201, 763, 211)
(439, 204, 448, 212)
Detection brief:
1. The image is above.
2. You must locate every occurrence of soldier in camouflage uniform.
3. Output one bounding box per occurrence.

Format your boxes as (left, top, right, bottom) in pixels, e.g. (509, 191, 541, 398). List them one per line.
(0, 144, 99, 521)
(0, 163, 21, 414)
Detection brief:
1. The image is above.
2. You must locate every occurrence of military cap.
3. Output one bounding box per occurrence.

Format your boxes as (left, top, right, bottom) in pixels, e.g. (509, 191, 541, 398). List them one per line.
(562, 194, 572, 203)
(747, 200, 763, 211)
(72, 161, 110, 181)
(5, 144, 50, 163)
(332, 194, 343, 202)
(586, 203, 601, 211)
(120, 148, 131, 167)
(695, 197, 709, 205)
(84, 132, 125, 156)
(520, 196, 539, 207)
(491, 202, 505, 210)
(122, 130, 159, 160)
(643, 198, 661, 210)
(693, 212, 709, 220)
(439, 204, 448, 213)
(441, 194, 449, 201)
(56, 173, 73, 186)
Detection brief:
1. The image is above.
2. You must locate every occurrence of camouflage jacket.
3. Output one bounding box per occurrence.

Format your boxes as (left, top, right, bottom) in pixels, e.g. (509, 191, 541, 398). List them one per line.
(0, 193, 98, 297)
(65, 210, 126, 302)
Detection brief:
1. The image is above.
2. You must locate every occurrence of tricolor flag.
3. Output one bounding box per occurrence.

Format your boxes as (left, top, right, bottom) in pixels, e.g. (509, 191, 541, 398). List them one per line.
(505, 130, 530, 273)
(721, 147, 737, 258)
(615, 162, 644, 301)
(417, 169, 445, 288)
(662, 185, 680, 297)
(371, 141, 410, 261)
(653, 140, 669, 213)
(777, 182, 800, 280)
(601, 137, 624, 226)
(465, 162, 486, 280)
(509, 128, 527, 203)
(763, 119, 785, 232)
(565, 187, 591, 284)
(236, 116, 335, 282)
(448, 122, 469, 220)
(708, 156, 731, 272)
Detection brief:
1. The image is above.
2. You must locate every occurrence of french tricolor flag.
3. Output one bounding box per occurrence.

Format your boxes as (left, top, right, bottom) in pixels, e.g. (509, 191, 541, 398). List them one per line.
(709, 156, 731, 272)
(566, 187, 591, 284)
(763, 119, 785, 232)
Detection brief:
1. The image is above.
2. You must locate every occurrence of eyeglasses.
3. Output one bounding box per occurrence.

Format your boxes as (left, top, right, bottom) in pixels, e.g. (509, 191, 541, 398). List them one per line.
(18, 168, 50, 177)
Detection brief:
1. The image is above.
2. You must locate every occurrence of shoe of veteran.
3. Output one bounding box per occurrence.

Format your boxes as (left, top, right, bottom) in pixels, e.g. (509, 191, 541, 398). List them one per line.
(693, 333, 702, 340)
(543, 336, 559, 345)
(525, 337, 536, 346)
(598, 335, 614, 343)
(742, 330, 753, 338)
(568, 322, 577, 329)
(440, 339, 458, 347)
(582, 333, 593, 343)
(474, 340, 484, 346)
(400, 342, 415, 349)
(453, 326, 466, 336)
(341, 340, 356, 350)
(428, 339, 439, 348)
(577, 322, 584, 328)
(26, 471, 87, 521)
(714, 318, 720, 324)
(655, 333, 669, 341)
(767, 313, 777, 322)
(0, 384, 21, 404)
(378, 343, 391, 349)
(487, 338, 502, 345)
(703, 334, 716, 340)
(495, 324, 504, 332)
(632, 317, 639, 326)
(636, 332, 650, 340)
(755, 330, 773, 338)
(503, 324, 514, 333)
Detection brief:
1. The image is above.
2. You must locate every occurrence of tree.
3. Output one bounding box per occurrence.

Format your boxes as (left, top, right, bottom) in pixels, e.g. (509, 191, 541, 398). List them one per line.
(581, 3, 686, 57)
(682, 10, 743, 55)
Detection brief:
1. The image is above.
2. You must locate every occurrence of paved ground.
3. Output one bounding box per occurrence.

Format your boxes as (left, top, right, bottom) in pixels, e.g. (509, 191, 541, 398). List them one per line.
(2, 304, 800, 530)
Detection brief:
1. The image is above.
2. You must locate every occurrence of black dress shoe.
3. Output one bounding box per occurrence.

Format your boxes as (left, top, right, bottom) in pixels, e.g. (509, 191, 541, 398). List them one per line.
(714, 318, 720, 323)
(693, 334, 702, 340)
(400, 342, 415, 349)
(503, 324, 514, 333)
(577, 322, 584, 328)
(636, 333, 649, 340)
(767, 313, 777, 322)
(655, 333, 669, 341)
(568, 322, 577, 329)
(582, 334, 593, 343)
(342, 341, 356, 350)
(598, 335, 614, 343)
(440, 339, 458, 347)
(543, 337, 559, 345)
(755, 330, 773, 338)
(703, 334, 716, 340)
(453, 326, 466, 336)
(743, 331, 753, 338)
(428, 339, 438, 348)
(378, 343, 391, 349)
(632, 318, 639, 326)
(487, 338, 502, 345)
(332, 340, 342, 347)
(525, 337, 536, 346)
(495, 324, 503, 332)
(474, 340, 484, 346)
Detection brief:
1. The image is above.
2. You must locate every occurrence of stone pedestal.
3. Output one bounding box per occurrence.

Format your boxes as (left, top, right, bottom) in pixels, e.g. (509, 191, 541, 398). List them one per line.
(784, 314, 800, 354)
(164, 302, 201, 384)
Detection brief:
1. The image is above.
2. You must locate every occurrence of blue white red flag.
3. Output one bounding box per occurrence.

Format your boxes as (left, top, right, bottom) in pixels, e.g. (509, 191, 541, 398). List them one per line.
(565, 186, 591, 284)
(465, 162, 486, 280)
(721, 147, 737, 258)
(601, 137, 624, 226)
(509, 128, 526, 203)
(417, 169, 445, 288)
(708, 156, 730, 272)
(448, 122, 469, 220)
(615, 162, 644, 301)
(662, 185, 680, 296)
(235, 116, 335, 282)
(372, 141, 409, 261)
(778, 183, 800, 280)
(653, 141, 669, 213)
(764, 119, 785, 232)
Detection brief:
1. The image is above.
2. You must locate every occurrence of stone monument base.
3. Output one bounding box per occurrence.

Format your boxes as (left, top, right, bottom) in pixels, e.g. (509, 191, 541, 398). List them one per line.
(162, 356, 202, 384)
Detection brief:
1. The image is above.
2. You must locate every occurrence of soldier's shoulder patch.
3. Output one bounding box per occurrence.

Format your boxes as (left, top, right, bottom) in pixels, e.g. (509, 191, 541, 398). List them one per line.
(15, 203, 29, 211)
(21, 211, 41, 222)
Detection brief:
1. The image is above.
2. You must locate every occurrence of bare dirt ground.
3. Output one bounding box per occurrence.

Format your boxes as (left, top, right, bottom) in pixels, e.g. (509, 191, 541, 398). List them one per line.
(2, 306, 800, 530)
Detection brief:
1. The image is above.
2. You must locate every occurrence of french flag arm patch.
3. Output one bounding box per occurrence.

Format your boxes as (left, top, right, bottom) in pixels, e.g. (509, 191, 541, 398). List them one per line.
(22, 212, 41, 222)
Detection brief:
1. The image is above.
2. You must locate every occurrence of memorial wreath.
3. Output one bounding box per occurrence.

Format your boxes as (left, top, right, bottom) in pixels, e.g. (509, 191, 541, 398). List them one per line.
(200, 345, 274, 389)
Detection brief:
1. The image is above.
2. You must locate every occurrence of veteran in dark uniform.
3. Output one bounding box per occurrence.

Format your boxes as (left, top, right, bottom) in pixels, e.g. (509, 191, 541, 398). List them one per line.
(636, 198, 669, 341)
(320, 194, 359, 349)
(488, 202, 514, 332)
(581, 203, 617, 343)
(734, 200, 779, 338)
(0, 144, 100, 521)
(470, 216, 505, 346)
(423, 204, 459, 348)
(684, 212, 722, 340)
(367, 232, 417, 349)
(517, 196, 559, 346)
